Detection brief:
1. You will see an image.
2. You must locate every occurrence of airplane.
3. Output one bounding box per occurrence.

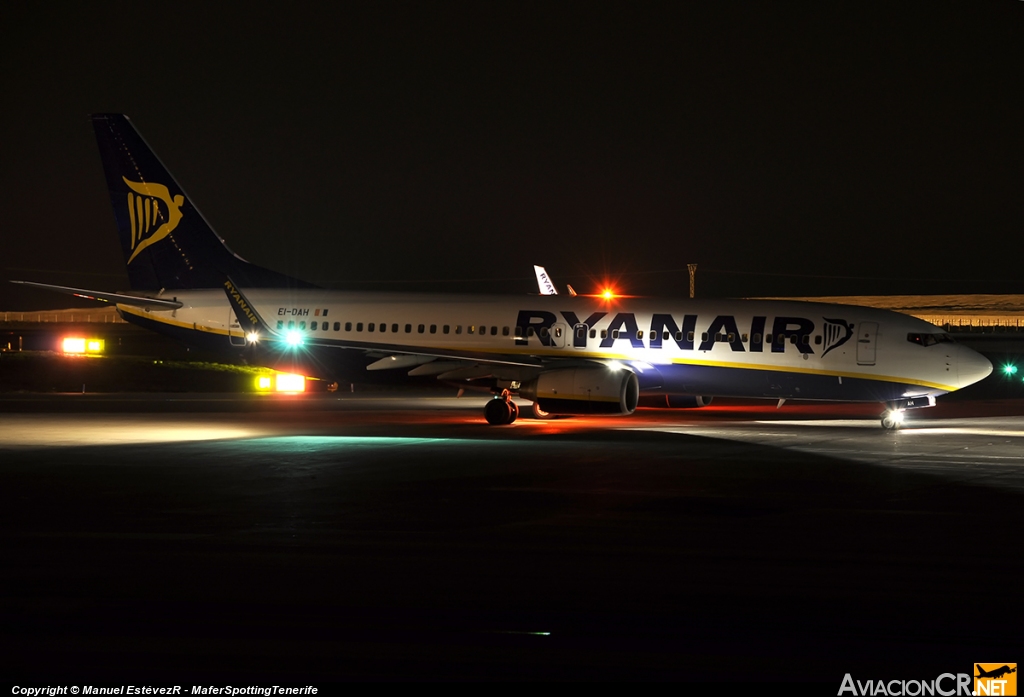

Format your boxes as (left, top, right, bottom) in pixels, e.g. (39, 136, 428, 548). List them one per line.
(976, 665, 1016, 680)
(14, 114, 994, 427)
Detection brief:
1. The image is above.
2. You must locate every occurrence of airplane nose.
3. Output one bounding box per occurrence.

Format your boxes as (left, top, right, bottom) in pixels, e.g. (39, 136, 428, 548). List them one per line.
(957, 344, 993, 388)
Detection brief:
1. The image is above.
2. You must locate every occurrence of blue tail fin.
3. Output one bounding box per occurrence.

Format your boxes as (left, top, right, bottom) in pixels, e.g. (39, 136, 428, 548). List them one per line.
(91, 114, 314, 291)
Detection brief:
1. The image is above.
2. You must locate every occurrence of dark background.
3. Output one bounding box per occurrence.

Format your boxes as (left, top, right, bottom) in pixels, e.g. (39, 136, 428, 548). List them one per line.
(2, 1, 1022, 309)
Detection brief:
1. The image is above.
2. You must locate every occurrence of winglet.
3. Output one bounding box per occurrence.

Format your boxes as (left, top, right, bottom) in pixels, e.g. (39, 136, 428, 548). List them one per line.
(222, 276, 274, 338)
(534, 265, 558, 295)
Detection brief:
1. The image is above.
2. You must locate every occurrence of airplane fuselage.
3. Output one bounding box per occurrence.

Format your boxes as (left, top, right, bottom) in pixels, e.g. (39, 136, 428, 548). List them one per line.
(117, 290, 990, 403)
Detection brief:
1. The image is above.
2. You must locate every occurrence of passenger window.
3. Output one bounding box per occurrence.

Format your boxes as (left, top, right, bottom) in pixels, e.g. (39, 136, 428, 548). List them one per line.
(334, 322, 341, 331)
(443, 325, 450, 334)
(590, 329, 597, 339)
(741, 333, 748, 342)
(502, 327, 509, 336)
(379, 323, 387, 333)
(418, 324, 425, 333)
(727, 333, 735, 343)
(663, 331, 670, 341)
(277, 321, 284, 329)
(356, 322, 363, 332)
(790, 335, 798, 345)
(637, 330, 644, 341)
(470, 325, 477, 334)
(674, 331, 682, 341)
(753, 333, 761, 343)
(405, 324, 411, 333)
(612, 330, 619, 339)
(457, 326, 463, 335)
(527, 327, 535, 337)
(299, 321, 306, 330)
(513, 326, 521, 338)
(368, 323, 374, 332)
(687, 331, 694, 342)
(814, 335, 822, 345)
(288, 321, 295, 329)
(430, 325, 437, 334)
(310, 322, 317, 331)
(540, 327, 549, 338)
(600, 330, 608, 339)
(576, 326, 587, 339)
(480, 326, 487, 335)
(651, 331, 658, 340)
(345, 322, 352, 331)
(765, 333, 772, 344)
(491, 326, 498, 336)
(701, 332, 709, 342)
(392, 324, 398, 333)
(801, 335, 809, 345)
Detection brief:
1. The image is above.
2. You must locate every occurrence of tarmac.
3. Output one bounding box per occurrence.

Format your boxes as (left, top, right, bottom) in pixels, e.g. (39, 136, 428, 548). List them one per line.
(1, 392, 1022, 681)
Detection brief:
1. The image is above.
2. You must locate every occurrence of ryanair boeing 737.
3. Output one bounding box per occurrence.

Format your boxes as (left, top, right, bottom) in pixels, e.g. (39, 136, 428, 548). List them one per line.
(14, 115, 993, 427)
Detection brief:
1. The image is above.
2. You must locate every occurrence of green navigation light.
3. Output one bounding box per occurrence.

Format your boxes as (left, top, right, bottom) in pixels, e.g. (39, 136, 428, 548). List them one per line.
(1003, 364, 1018, 376)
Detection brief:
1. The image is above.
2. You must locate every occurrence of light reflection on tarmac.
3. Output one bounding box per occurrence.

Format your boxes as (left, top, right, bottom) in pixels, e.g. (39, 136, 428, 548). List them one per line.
(2, 391, 1024, 680)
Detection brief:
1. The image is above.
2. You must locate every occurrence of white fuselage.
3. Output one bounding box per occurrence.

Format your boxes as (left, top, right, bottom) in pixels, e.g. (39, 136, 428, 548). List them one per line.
(118, 289, 993, 402)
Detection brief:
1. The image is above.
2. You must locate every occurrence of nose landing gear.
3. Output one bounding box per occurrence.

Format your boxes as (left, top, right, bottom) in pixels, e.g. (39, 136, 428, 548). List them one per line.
(880, 408, 905, 430)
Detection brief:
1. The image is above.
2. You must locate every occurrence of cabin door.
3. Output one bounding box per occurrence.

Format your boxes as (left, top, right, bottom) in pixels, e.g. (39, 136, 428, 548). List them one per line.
(856, 322, 878, 365)
(573, 323, 588, 349)
(228, 309, 246, 346)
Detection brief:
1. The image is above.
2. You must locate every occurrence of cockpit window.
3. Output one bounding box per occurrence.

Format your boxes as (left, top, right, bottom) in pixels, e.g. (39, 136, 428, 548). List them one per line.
(907, 332, 954, 347)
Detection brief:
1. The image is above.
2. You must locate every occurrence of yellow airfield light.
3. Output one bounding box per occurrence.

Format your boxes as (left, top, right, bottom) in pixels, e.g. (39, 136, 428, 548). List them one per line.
(62, 337, 105, 354)
(255, 373, 306, 392)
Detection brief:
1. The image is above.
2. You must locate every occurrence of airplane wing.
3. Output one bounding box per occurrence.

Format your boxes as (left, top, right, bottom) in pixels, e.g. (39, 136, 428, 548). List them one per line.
(10, 280, 183, 310)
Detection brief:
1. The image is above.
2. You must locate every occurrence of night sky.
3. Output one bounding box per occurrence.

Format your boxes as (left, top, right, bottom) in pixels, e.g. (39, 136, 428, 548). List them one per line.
(2, 2, 1022, 310)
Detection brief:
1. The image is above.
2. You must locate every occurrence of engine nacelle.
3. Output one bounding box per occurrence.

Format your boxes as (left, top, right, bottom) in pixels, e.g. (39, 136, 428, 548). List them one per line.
(648, 394, 714, 409)
(520, 367, 639, 415)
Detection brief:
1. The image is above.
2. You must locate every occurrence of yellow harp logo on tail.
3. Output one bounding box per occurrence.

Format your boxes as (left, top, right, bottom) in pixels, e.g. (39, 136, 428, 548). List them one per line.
(123, 177, 184, 264)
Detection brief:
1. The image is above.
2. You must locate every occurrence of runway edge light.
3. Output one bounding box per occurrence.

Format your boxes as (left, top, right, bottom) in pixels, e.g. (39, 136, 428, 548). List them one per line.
(62, 337, 104, 354)
(275, 373, 306, 392)
(254, 374, 306, 392)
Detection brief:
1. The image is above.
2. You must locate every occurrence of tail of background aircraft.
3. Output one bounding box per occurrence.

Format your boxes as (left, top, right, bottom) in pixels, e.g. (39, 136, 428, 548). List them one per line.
(91, 114, 313, 291)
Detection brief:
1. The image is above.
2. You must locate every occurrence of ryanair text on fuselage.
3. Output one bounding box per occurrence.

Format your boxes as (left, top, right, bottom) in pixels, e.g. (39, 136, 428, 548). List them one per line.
(514, 309, 854, 354)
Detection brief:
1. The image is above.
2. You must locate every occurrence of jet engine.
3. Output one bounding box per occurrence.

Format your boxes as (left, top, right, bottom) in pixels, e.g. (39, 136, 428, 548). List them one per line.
(520, 367, 639, 415)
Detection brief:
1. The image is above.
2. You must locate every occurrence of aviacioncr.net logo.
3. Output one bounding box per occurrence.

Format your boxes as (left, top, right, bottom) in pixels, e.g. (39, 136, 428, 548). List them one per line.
(975, 664, 1017, 696)
(839, 673, 974, 696)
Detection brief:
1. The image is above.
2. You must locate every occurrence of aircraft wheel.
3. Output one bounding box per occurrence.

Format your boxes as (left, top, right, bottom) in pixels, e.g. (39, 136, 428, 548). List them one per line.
(484, 398, 512, 425)
(506, 401, 520, 424)
(880, 411, 902, 430)
(532, 401, 555, 420)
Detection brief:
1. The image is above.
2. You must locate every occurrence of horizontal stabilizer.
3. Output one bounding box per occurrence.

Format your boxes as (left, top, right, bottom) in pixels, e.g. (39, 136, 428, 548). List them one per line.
(10, 280, 182, 310)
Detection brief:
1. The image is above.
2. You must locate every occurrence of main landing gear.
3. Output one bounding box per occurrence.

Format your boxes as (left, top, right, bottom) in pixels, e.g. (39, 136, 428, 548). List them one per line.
(484, 390, 520, 425)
